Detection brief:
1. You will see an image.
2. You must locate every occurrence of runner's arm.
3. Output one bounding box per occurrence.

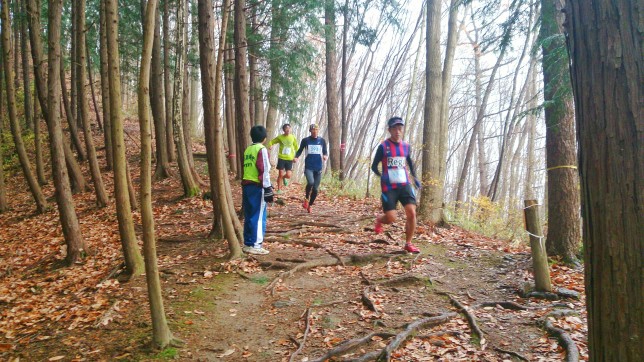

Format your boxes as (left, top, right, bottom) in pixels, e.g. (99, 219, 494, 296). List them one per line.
(371, 145, 384, 176)
(295, 138, 306, 158)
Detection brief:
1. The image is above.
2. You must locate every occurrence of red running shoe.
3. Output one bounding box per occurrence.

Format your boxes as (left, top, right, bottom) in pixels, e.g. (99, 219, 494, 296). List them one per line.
(302, 200, 309, 210)
(404, 243, 420, 253)
(307, 204, 312, 213)
(374, 218, 383, 234)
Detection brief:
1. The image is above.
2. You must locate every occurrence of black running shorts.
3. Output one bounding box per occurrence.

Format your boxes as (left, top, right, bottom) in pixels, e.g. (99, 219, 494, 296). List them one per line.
(276, 159, 293, 171)
(381, 184, 417, 212)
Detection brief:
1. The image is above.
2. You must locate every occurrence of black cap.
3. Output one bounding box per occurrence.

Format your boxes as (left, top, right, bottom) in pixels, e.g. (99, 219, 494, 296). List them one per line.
(387, 117, 405, 128)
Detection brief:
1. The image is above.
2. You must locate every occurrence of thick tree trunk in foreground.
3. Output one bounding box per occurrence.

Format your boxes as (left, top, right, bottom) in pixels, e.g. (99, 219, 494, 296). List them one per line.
(45, 0, 85, 265)
(199, 0, 242, 258)
(139, 0, 174, 348)
(163, 0, 175, 162)
(77, 0, 108, 207)
(105, 0, 145, 276)
(565, 0, 643, 360)
(1, 2, 48, 214)
(541, 0, 580, 262)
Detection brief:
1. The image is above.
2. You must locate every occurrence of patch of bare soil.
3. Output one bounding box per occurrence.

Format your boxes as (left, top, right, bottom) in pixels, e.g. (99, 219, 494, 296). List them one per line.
(1, 170, 587, 361)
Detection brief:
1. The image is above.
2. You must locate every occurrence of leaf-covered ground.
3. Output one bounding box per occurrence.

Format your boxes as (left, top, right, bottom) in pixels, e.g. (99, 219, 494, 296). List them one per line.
(0, 134, 588, 361)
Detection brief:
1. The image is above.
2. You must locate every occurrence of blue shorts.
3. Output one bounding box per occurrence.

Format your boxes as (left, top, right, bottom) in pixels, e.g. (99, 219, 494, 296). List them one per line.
(381, 184, 416, 212)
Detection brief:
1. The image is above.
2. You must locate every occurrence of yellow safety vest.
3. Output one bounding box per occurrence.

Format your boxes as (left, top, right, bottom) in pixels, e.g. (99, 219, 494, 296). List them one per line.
(243, 143, 266, 183)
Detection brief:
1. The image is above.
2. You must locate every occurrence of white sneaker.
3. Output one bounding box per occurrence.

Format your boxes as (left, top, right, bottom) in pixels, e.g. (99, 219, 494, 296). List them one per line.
(243, 246, 270, 255)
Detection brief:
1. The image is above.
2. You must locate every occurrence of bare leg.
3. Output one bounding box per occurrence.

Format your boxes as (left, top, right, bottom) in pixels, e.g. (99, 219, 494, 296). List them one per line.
(284, 170, 292, 186)
(377, 210, 397, 225)
(276, 169, 284, 191)
(403, 203, 417, 245)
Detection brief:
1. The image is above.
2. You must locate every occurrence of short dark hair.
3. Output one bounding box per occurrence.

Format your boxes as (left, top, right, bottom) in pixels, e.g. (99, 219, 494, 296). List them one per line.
(250, 125, 267, 143)
(282, 124, 291, 131)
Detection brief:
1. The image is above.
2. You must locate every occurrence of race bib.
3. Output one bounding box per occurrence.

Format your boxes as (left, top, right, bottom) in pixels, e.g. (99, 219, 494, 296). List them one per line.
(388, 168, 408, 184)
(282, 147, 291, 155)
(308, 145, 322, 155)
(387, 157, 407, 184)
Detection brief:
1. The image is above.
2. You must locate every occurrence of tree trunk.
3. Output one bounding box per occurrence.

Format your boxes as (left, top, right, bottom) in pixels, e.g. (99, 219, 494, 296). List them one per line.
(163, 0, 175, 162)
(264, 0, 281, 140)
(77, 0, 108, 207)
(139, 0, 174, 348)
(418, 0, 443, 224)
(44, 0, 85, 265)
(0, 91, 6, 212)
(324, 0, 341, 175)
(105, 0, 145, 276)
(60, 55, 86, 161)
(565, 1, 643, 360)
(27, 0, 87, 193)
(85, 38, 102, 131)
(198, 0, 243, 258)
(224, 47, 237, 175)
(19, 0, 32, 133)
(524, 67, 538, 200)
(70, 0, 78, 127)
(1, 1, 48, 214)
(234, 0, 251, 168)
(541, 0, 580, 262)
(172, 0, 199, 197)
(99, 0, 113, 170)
(34, 85, 47, 185)
(151, 2, 170, 180)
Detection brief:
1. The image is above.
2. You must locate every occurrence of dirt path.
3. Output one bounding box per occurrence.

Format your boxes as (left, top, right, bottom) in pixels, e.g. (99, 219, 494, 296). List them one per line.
(1, 174, 587, 361)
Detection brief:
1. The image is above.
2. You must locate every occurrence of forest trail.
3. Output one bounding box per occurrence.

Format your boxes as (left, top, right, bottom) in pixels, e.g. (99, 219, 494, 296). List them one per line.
(0, 161, 587, 361)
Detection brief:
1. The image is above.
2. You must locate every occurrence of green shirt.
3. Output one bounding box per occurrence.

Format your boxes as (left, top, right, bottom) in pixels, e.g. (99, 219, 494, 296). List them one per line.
(268, 134, 298, 161)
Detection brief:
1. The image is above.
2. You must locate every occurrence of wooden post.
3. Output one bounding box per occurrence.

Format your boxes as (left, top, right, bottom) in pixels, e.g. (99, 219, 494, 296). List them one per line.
(524, 199, 552, 292)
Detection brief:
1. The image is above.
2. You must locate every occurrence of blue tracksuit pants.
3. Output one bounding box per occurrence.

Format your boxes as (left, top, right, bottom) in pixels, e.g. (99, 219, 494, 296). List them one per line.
(242, 184, 267, 248)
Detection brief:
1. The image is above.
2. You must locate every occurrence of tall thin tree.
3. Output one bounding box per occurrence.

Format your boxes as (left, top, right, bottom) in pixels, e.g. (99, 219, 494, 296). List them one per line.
(105, 0, 145, 276)
(44, 0, 85, 265)
(199, 0, 243, 258)
(77, 0, 108, 207)
(325, 0, 341, 174)
(139, 0, 174, 348)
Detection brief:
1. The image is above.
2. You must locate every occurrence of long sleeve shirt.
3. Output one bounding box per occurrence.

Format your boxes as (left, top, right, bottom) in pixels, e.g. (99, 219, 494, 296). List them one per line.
(295, 136, 328, 172)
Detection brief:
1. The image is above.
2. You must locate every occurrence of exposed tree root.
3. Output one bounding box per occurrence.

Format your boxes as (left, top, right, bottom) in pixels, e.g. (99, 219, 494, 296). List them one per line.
(264, 237, 323, 248)
(276, 257, 308, 263)
(289, 308, 312, 362)
(440, 292, 484, 343)
(267, 253, 400, 295)
(309, 331, 396, 362)
(539, 317, 579, 362)
(258, 261, 292, 270)
(325, 249, 346, 267)
(493, 346, 529, 361)
(473, 301, 530, 311)
(361, 286, 377, 312)
(373, 312, 457, 361)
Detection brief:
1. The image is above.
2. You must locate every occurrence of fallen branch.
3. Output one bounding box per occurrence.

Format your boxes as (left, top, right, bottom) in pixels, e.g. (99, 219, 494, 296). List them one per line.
(473, 301, 530, 311)
(493, 346, 529, 361)
(539, 317, 580, 362)
(264, 237, 323, 249)
(440, 293, 484, 343)
(289, 308, 312, 362)
(309, 331, 396, 362)
(375, 312, 457, 361)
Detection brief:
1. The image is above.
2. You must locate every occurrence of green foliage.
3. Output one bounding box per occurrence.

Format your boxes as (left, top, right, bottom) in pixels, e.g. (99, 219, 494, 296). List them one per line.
(448, 196, 527, 244)
(154, 347, 178, 359)
(250, 275, 269, 285)
(320, 171, 376, 200)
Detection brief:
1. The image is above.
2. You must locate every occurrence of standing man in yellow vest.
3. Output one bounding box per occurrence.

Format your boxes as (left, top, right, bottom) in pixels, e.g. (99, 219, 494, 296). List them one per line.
(242, 126, 274, 255)
(268, 124, 298, 193)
